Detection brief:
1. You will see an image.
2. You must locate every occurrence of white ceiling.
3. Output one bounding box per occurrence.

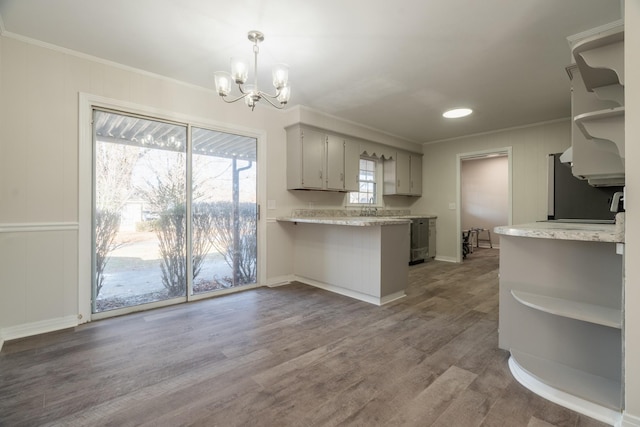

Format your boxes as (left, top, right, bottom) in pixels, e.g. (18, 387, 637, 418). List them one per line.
(0, 0, 622, 143)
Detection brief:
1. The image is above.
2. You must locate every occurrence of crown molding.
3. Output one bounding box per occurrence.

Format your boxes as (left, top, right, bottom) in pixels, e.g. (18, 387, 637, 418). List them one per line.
(294, 105, 421, 146)
(0, 29, 221, 97)
(566, 18, 624, 47)
(424, 117, 570, 145)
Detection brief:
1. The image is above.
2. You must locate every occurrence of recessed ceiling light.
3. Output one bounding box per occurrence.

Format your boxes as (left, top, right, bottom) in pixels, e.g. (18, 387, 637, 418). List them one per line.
(443, 108, 473, 118)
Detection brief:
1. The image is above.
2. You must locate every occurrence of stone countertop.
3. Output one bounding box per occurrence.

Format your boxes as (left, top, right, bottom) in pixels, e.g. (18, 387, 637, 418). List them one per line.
(388, 215, 438, 219)
(276, 209, 436, 226)
(276, 217, 412, 226)
(494, 214, 624, 243)
(288, 209, 435, 218)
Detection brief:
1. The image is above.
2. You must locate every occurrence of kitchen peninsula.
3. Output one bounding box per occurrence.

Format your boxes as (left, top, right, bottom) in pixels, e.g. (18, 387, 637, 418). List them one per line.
(277, 211, 412, 305)
(495, 215, 624, 424)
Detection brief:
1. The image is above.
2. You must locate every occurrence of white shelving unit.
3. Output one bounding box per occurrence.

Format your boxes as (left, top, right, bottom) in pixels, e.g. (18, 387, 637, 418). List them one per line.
(496, 225, 624, 425)
(510, 350, 621, 412)
(572, 29, 624, 91)
(574, 107, 625, 162)
(510, 289, 621, 329)
(567, 25, 625, 186)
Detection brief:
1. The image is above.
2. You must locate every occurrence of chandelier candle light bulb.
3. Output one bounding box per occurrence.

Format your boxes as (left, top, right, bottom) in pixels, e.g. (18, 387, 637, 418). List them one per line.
(272, 64, 289, 89)
(243, 84, 259, 108)
(277, 84, 291, 104)
(214, 72, 232, 96)
(230, 58, 249, 84)
(214, 30, 291, 110)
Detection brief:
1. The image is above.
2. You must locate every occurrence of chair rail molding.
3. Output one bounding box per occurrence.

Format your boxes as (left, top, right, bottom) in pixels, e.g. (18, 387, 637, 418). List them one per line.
(0, 222, 79, 233)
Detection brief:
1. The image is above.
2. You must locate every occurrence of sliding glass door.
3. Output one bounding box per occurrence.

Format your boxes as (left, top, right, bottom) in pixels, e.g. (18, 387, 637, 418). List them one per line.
(92, 110, 257, 315)
(191, 127, 257, 294)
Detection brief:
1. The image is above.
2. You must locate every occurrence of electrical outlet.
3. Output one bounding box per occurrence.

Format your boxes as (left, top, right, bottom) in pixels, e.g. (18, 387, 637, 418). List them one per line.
(448, 202, 456, 210)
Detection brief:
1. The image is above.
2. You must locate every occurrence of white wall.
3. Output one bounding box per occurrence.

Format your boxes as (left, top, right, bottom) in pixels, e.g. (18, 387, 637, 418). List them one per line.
(415, 120, 570, 261)
(0, 35, 421, 342)
(461, 156, 508, 248)
(624, 2, 640, 425)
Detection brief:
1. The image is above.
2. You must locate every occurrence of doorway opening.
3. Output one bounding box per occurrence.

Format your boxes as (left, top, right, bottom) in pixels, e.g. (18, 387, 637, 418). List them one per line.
(456, 148, 512, 262)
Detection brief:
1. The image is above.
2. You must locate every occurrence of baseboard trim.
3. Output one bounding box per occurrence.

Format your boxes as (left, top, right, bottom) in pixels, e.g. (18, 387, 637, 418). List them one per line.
(0, 315, 79, 351)
(435, 255, 458, 263)
(622, 412, 640, 427)
(265, 275, 294, 287)
(379, 290, 406, 305)
(293, 275, 404, 306)
(508, 356, 622, 426)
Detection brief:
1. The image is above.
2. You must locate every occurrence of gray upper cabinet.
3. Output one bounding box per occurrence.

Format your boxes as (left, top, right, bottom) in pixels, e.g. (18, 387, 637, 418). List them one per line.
(383, 151, 422, 196)
(344, 139, 360, 192)
(409, 154, 423, 196)
(286, 124, 359, 192)
(287, 125, 325, 190)
(326, 135, 346, 191)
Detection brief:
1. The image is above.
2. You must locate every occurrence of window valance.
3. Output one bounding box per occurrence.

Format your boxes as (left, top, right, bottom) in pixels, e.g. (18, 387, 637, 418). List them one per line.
(359, 141, 395, 160)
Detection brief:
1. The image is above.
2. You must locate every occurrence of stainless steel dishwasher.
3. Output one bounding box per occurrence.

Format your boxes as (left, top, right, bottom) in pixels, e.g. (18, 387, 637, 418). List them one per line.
(409, 218, 429, 265)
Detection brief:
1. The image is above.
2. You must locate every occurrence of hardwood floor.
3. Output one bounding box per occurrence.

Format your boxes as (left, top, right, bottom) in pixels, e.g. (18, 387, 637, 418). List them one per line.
(0, 249, 608, 426)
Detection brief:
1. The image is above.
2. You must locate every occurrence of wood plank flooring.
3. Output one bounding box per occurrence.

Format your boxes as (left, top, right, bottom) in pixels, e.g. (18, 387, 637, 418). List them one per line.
(0, 249, 608, 426)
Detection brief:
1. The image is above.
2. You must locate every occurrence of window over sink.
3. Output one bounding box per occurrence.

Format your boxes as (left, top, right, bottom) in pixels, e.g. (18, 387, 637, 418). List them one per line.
(349, 157, 381, 205)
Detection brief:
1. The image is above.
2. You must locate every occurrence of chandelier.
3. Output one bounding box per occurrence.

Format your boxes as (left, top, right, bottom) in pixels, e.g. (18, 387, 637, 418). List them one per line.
(214, 30, 291, 111)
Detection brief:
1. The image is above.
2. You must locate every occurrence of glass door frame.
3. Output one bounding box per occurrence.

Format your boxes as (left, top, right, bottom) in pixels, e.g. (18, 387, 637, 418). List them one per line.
(91, 108, 190, 316)
(78, 93, 266, 322)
